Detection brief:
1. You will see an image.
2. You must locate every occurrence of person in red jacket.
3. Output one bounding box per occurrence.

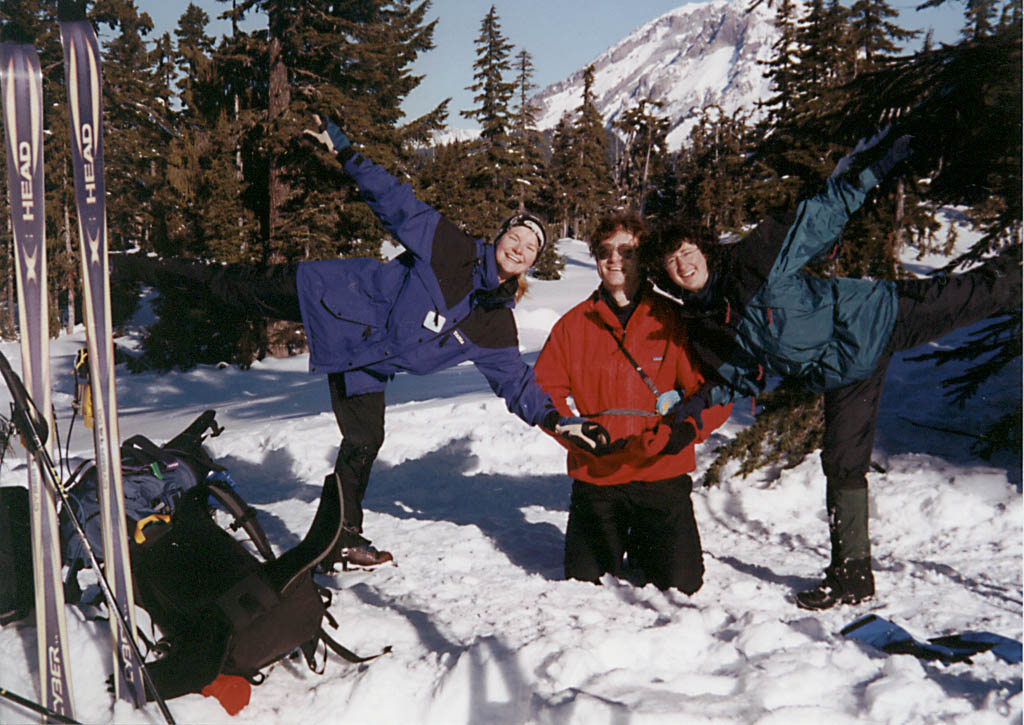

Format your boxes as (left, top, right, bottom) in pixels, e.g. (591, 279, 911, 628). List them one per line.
(534, 212, 731, 593)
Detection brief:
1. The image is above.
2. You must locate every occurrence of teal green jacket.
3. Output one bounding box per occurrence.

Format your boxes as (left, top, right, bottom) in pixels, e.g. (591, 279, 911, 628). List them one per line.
(678, 165, 899, 407)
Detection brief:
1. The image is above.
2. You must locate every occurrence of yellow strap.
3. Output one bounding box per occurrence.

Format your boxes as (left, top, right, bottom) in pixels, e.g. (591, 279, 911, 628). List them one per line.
(133, 514, 171, 544)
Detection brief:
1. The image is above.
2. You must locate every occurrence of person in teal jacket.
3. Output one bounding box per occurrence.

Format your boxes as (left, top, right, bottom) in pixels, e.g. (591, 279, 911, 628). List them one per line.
(645, 133, 1022, 609)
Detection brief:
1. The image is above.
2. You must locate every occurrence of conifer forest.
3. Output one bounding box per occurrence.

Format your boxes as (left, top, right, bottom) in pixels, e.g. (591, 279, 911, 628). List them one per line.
(0, 0, 1019, 465)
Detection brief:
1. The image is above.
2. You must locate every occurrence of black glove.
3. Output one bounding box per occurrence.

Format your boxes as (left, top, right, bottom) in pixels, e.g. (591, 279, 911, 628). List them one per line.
(661, 420, 697, 456)
(322, 116, 351, 152)
(308, 114, 351, 154)
(661, 388, 711, 430)
(546, 413, 617, 455)
(658, 387, 711, 455)
(869, 134, 913, 179)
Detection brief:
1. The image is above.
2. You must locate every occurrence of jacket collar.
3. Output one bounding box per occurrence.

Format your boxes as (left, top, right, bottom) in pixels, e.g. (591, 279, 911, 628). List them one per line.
(589, 281, 651, 330)
(476, 245, 520, 309)
(680, 270, 720, 310)
(482, 241, 502, 290)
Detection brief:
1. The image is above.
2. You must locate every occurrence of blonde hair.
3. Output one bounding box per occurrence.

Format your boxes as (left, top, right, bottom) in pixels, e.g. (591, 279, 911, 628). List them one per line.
(516, 275, 529, 301)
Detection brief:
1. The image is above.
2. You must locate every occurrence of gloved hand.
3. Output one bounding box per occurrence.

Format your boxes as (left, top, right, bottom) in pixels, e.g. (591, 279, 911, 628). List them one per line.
(657, 387, 712, 455)
(660, 420, 697, 456)
(546, 414, 618, 455)
(655, 389, 681, 416)
(830, 125, 891, 179)
(869, 134, 913, 179)
(307, 114, 351, 154)
(661, 390, 708, 429)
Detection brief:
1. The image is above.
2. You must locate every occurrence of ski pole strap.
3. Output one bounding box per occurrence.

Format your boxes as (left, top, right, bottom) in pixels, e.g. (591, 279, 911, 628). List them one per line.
(602, 323, 661, 401)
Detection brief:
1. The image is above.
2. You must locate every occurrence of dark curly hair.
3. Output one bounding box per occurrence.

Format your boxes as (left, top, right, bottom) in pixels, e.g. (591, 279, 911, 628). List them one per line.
(589, 211, 648, 256)
(641, 217, 717, 291)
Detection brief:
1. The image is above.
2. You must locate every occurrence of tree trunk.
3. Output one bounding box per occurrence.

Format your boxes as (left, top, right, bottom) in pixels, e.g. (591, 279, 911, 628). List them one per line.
(891, 177, 905, 278)
(3, 220, 13, 338)
(64, 197, 75, 334)
(267, 34, 290, 264)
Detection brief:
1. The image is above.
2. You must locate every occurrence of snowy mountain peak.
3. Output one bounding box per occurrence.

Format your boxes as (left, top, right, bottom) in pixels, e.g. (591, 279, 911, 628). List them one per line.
(533, 0, 784, 149)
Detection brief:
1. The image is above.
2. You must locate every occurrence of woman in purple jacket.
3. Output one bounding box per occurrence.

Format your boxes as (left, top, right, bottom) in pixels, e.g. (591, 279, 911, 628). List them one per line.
(299, 117, 614, 567)
(122, 117, 612, 569)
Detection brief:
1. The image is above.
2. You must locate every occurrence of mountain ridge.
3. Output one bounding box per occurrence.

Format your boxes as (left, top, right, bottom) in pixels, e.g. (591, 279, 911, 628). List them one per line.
(531, 0, 782, 149)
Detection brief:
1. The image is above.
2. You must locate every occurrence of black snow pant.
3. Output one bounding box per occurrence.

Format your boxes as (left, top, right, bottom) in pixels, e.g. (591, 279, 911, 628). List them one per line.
(563, 475, 704, 594)
(820, 248, 1022, 567)
(328, 374, 386, 534)
(114, 256, 304, 323)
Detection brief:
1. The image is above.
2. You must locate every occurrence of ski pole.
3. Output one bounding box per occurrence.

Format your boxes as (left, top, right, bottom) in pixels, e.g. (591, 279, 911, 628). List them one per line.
(0, 686, 80, 724)
(0, 352, 176, 725)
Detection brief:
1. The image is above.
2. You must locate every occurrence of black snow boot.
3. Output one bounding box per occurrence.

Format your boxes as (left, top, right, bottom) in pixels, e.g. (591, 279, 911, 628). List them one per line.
(795, 557, 874, 610)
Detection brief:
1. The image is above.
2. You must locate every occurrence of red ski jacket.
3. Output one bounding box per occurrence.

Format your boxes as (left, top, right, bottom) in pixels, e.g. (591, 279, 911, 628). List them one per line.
(535, 284, 731, 485)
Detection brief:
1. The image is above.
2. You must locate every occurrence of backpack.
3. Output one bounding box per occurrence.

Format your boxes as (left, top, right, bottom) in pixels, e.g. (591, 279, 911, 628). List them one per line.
(60, 410, 224, 602)
(55, 410, 385, 700)
(133, 471, 371, 699)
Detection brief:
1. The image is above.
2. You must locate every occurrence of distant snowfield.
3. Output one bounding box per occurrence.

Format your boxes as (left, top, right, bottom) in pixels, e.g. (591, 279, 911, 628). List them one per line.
(0, 236, 1020, 724)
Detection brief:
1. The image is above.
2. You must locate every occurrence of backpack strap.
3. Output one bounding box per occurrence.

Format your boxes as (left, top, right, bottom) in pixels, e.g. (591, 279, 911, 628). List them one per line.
(299, 586, 392, 669)
(121, 434, 172, 465)
(205, 479, 275, 562)
(318, 627, 392, 665)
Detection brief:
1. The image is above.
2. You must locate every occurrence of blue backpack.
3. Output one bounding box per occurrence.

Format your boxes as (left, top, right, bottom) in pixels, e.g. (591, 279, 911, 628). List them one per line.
(60, 411, 224, 594)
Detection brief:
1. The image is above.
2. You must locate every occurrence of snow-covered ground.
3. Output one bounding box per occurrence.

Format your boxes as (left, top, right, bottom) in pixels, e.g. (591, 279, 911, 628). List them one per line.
(0, 234, 1020, 724)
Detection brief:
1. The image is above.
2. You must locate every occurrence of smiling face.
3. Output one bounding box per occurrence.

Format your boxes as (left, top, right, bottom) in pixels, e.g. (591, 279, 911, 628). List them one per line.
(495, 225, 540, 281)
(664, 240, 710, 293)
(595, 230, 641, 304)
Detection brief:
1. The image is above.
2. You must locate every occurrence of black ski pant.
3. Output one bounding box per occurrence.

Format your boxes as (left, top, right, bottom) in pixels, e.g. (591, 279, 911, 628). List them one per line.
(114, 256, 304, 323)
(328, 373, 386, 534)
(820, 250, 1021, 565)
(563, 475, 704, 594)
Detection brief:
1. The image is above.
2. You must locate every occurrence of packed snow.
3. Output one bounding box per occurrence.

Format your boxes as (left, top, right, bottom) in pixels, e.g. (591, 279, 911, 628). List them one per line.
(0, 234, 1020, 724)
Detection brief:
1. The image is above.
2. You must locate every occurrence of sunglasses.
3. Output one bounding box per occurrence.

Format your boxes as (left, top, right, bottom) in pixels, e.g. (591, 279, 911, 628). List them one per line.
(594, 245, 637, 261)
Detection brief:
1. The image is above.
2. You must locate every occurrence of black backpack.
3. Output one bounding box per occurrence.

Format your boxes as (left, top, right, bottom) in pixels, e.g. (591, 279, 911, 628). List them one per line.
(4, 409, 384, 701)
(134, 471, 381, 700)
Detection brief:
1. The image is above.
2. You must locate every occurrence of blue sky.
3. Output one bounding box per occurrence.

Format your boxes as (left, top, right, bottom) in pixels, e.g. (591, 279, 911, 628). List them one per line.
(139, 0, 967, 127)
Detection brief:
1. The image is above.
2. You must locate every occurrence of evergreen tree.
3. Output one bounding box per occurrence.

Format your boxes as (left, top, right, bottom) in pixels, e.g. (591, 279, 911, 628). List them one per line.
(568, 65, 613, 238)
(135, 0, 447, 368)
(508, 48, 561, 279)
(508, 49, 545, 212)
(92, 0, 170, 251)
(454, 6, 517, 233)
(612, 98, 670, 212)
(416, 139, 476, 226)
(818, 19, 1022, 455)
(962, 0, 1001, 39)
(227, 0, 446, 263)
(658, 105, 754, 237)
(545, 114, 575, 239)
(461, 5, 514, 143)
(691, 0, 942, 483)
(849, 0, 919, 73)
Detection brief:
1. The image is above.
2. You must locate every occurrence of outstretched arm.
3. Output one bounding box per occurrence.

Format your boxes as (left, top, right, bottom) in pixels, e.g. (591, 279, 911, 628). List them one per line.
(770, 135, 913, 278)
(307, 115, 442, 261)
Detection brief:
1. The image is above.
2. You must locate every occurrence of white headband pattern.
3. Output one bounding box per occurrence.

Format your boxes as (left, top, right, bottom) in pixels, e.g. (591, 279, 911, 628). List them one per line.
(517, 219, 545, 247)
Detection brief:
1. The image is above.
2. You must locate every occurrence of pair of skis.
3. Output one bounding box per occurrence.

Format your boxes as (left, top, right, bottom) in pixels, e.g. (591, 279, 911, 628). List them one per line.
(0, 3, 172, 723)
